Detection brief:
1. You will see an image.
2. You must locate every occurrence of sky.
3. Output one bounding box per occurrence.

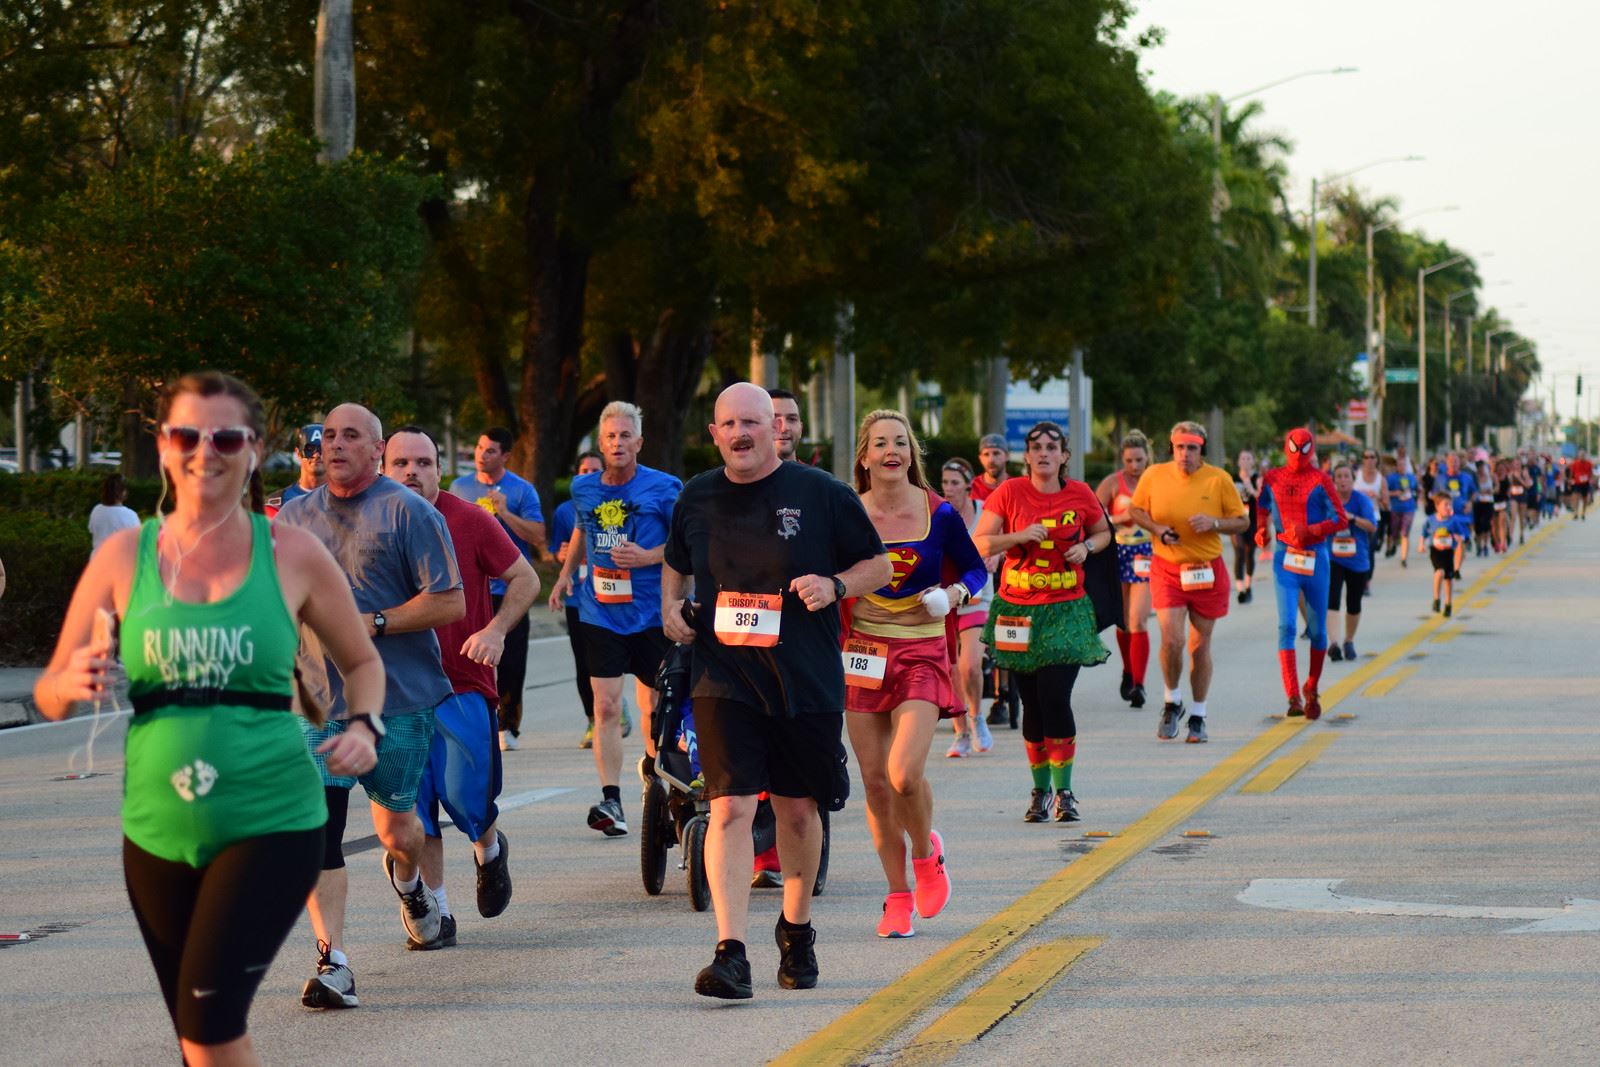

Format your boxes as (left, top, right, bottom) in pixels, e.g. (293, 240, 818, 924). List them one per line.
(1129, 0, 1600, 421)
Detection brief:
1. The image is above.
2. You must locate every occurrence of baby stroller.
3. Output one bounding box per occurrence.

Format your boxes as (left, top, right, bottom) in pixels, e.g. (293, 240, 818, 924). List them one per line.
(640, 642, 830, 910)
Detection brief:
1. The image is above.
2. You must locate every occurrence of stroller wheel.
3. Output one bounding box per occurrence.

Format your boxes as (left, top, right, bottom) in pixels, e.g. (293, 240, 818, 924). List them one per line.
(812, 808, 832, 897)
(640, 776, 670, 896)
(685, 814, 712, 912)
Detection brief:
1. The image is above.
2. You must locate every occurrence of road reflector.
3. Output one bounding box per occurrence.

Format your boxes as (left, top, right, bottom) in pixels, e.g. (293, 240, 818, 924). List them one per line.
(1181, 830, 1212, 838)
(0, 933, 30, 943)
(1083, 831, 1114, 838)
(1334, 713, 1357, 720)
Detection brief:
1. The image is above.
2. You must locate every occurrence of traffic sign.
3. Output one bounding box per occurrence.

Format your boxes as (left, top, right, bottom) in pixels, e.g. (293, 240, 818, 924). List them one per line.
(1385, 367, 1420, 384)
(1346, 399, 1369, 421)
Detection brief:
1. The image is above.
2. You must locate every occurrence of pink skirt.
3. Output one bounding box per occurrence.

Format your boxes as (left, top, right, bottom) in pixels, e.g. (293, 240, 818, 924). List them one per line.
(844, 632, 960, 717)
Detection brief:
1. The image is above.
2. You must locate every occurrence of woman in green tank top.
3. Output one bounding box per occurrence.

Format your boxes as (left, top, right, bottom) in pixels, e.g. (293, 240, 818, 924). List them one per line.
(36, 372, 386, 1067)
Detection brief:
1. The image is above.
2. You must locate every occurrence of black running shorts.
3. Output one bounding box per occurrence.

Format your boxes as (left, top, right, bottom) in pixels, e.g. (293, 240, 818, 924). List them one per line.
(580, 622, 670, 682)
(693, 698, 850, 812)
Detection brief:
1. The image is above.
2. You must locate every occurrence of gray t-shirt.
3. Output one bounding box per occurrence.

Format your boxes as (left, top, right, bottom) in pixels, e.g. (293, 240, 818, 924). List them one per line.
(277, 476, 462, 716)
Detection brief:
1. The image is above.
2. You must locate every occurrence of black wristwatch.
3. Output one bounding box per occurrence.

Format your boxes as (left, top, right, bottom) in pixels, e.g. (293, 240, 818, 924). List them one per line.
(346, 712, 386, 739)
(831, 576, 847, 602)
(371, 609, 387, 638)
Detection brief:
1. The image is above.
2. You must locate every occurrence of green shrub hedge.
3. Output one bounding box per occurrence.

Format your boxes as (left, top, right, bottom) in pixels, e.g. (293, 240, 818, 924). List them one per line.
(0, 512, 92, 666)
(0, 471, 164, 520)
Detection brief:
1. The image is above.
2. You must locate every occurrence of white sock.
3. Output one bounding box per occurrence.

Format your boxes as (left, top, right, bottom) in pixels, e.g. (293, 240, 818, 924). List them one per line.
(1190, 700, 1207, 718)
(475, 835, 501, 865)
(1164, 687, 1182, 704)
(327, 946, 349, 967)
(391, 863, 421, 895)
(430, 884, 451, 918)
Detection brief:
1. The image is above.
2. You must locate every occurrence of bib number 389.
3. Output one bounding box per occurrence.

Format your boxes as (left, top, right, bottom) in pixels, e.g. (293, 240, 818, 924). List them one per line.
(714, 592, 783, 647)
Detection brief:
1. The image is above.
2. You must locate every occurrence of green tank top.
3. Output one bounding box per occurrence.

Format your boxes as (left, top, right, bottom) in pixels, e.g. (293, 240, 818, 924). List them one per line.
(121, 513, 325, 866)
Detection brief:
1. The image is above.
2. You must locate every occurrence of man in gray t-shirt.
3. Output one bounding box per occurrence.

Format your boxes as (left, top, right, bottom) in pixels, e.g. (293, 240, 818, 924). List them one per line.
(275, 402, 467, 997)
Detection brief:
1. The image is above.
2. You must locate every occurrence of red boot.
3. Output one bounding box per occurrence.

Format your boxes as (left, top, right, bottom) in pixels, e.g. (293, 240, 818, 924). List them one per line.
(1302, 679, 1322, 721)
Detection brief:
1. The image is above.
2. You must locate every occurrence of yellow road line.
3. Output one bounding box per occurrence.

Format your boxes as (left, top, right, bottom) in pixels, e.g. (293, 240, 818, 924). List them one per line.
(768, 516, 1565, 1067)
(1469, 599, 1491, 611)
(894, 938, 1103, 1067)
(1432, 629, 1459, 644)
(1239, 733, 1338, 794)
(1363, 665, 1418, 698)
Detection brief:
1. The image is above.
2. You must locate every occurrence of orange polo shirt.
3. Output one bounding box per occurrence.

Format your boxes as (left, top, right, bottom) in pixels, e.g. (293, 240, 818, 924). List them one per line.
(1130, 461, 1246, 564)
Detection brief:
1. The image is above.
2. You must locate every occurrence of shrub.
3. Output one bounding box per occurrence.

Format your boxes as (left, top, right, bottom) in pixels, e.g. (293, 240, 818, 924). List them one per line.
(0, 512, 92, 666)
(0, 471, 163, 520)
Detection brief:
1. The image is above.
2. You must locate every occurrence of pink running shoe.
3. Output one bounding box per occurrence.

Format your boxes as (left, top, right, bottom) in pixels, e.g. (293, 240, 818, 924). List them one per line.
(912, 830, 951, 919)
(877, 891, 915, 938)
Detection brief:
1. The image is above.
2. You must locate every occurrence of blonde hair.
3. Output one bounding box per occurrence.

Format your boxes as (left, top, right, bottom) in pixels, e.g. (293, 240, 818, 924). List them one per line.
(599, 400, 643, 436)
(853, 409, 929, 494)
(1120, 429, 1150, 456)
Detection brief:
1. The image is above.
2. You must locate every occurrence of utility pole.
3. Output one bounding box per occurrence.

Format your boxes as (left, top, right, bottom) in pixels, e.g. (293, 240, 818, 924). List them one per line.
(314, 0, 355, 163)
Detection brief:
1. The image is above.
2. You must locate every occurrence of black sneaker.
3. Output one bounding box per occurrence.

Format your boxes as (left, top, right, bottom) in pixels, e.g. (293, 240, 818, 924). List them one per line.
(1432, 598, 1440, 613)
(406, 912, 457, 951)
(1240, 587, 1253, 605)
(986, 703, 1007, 726)
(1128, 683, 1146, 709)
(382, 853, 442, 945)
(775, 918, 819, 990)
(695, 942, 753, 1000)
(301, 940, 359, 1009)
(1185, 716, 1208, 744)
(1119, 671, 1134, 702)
(1443, 602, 1452, 618)
(475, 829, 512, 918)
(1052, 790, 1080, 823)
(1158, 701, 1184, 740)
(1023, 788, 1051, 823)
(1329, 644, 1344, 662)
(587, 797, 629, 837)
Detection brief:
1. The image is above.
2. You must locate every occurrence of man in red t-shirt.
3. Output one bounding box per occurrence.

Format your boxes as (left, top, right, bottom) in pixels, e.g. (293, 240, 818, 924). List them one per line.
(385, 427, 540, 947)
(969, 433, 1012, 502)
(1572, 451, 1593, 521)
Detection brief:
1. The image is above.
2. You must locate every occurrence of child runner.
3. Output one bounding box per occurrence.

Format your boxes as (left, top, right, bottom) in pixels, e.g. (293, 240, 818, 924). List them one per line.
(1418, 492, 1471, 617)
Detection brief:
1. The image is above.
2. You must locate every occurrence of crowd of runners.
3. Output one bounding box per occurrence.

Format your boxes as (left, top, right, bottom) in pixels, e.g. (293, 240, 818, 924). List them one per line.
(32, 368, 1590, 1060)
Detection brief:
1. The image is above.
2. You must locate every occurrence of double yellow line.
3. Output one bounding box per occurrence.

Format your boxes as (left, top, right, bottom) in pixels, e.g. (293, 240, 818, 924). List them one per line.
(770, 516, 1565, 1067)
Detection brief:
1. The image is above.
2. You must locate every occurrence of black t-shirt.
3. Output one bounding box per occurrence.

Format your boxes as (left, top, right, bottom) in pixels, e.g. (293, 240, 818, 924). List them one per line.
(664, 461, 885, 716)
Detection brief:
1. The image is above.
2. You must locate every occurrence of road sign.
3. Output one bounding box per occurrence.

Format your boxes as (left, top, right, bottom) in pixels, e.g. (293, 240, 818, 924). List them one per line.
(1346, 399, 1369, 421)
(912, 394, 945, 411)
(1385, 367, 1420, 384)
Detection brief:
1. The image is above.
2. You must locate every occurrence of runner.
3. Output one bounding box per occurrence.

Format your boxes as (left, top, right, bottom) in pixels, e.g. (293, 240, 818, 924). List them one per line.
(449, 427, 546, 752)
(36, 372, 384, 1064)
(277, 402, 466, 1002)
(1440, 452, 1478, 540)
(384, 427, 538, 947)
(1354, 448, 1389, 587)
(846, 412, 985, 937)
(1327, 463, 1377, 663)
(265, 423, 324, 515)
(1512, 456, 1537, 542)
(1128, 421, 1249, 742)
(969, 432, 1012, 502)
(1230, 448, 1262, 605)
(938, 458, 997, 757)
(974, 420, 1112, 819)
(1254, 429, 1347, 718)
(1491, 458, 1512, 554)
(1571, 449, 1593, 520)
(550, 450, 605, 748)
(1418, 492, 1471, 616)
(1471, 458, 1497, 558)
(1094, 431, 1154, 709)
(662, 382, 889, 999)
(547, 401, 680, 837)
(769, 387, 805, 463)
(1385, 456, 1420, 567)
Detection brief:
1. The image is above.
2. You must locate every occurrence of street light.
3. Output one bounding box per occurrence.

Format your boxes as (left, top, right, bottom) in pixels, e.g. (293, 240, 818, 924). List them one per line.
(1309, 155, 1424, 328)
(1366, 205, 1459, 445)
(1443, 287, 1476, 447)
(1418, 254, 1471, 454)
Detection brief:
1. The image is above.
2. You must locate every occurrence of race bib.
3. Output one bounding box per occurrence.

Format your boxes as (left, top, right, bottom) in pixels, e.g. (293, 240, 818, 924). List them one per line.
(1432, 529, 1455, 550)
(1494, 501, 1507, 512)
(593, 567, 633, 604)
(1179, 562, 1215, 590)
(1330, 537, 1357, 559)
(1510, 485, 1524, 496)
(994, 615, 1031, 653)
(1132, 555, 1152, 578)
(1283, 550, 1316, 575)
(1396, 490, 1413, 501)
(842, 638, 889, 689)
(713, 592, 782, 647)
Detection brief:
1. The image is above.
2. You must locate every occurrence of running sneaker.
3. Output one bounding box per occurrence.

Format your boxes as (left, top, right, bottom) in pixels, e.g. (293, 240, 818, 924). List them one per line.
(1052, 790, 1080, 823)
(986, 703, 1007, 726)
(1185, 716, 1208, 743)
(475, 829, 512, 918)
(945, 733, 972, 759)
(1329, 644, 1343, 662)
(752, 845, 783, 889)
(1443, 602, 1453, 618)
(621, 707, 633, 738)
(912, 831, 951, 919)
(1285, 694, 1305, 718)
(406, 912, 457, 951)
(579, 721, 594, 749)
(775, 918, 819, 990)
(587, 797, 629, 837)
(1303, 682, 1322, 722)
(1342, 641, 1357, 661)
(1024, 788, 1052, 823)
(1119, 671, 1134, 702)
(695, 942, 753, 999)
(1239, 587, 1253, 605)
(972, 714, 994, 753)
(877, 891, 916, 938)
(1128, 684, 1146, 709)
(301, 940, 359, 1009)
(500, 729, 519, 751)
(382, 853, 442, 946)
(1158, 701, 1184, 740)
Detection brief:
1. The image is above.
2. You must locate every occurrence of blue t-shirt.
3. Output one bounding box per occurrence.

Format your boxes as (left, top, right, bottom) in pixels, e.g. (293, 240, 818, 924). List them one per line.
(1420, 513, 1472, 554)
(277, 476, 462, 716)
(569, 464, 682, 633)
(550, 499, 578, 606)
(1440, 469, 1477, 514)
(450, 470, 545, 595)
(1330, 492, 1377, 572)
(1386, 472, 1418, 514)
(280, 482, 313, 504)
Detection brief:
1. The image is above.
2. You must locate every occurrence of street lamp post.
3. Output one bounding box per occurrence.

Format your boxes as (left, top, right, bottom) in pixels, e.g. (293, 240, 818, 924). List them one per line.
(1443, 288, 1473, 448)
(1365, 206, 1458, 447)
(1418, 254, 1470, 455)
(1309, 156, 1423, 328)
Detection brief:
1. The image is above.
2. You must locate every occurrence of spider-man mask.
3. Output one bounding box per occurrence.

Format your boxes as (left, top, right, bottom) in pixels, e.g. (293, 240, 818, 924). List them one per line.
(1284, 428, 1316, 472)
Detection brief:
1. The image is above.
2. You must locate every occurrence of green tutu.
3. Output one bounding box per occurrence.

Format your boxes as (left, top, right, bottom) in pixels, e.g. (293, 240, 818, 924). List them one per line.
(981, 593, 1109, 673)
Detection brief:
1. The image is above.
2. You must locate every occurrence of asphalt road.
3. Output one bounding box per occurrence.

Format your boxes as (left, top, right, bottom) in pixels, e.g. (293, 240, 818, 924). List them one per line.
(2, 517, 1595, 1066)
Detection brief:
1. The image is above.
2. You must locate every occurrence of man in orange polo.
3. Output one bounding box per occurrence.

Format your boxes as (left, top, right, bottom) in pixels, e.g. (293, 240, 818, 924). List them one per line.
(1128, 420, 1249, 743)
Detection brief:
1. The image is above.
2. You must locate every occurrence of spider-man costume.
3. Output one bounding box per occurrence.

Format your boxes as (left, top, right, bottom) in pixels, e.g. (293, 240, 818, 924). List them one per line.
(1254, 428, 1348, 719)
